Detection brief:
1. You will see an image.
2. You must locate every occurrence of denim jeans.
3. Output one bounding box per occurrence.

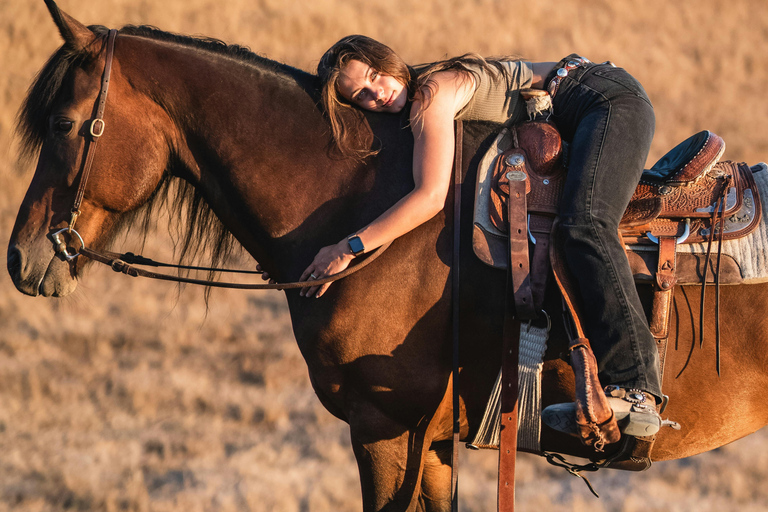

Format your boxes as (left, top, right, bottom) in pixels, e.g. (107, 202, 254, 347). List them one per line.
(548, 57, 662, 400)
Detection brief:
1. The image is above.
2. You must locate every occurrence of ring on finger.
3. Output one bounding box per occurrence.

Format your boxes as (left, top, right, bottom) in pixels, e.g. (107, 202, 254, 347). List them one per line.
(310, 273, 317, 279)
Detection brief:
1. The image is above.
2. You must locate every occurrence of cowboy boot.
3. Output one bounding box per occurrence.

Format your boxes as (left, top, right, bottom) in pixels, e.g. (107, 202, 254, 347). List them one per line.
(542, 385, 662, 438)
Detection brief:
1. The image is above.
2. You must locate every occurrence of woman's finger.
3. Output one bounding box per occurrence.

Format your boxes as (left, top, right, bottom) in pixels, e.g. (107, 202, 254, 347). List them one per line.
(315, 282, 332, 298)
(299, 269, 318, 296)
(303, 282, 321, 297)
(299, 267, 314, 282)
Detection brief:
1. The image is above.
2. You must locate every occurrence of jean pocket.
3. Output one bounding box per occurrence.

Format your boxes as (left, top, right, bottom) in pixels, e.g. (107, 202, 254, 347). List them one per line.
(591, 66, 651, 102)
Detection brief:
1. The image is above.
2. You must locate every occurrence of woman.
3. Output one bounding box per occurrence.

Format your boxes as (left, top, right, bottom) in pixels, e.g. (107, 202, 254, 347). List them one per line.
(287, 35, 662, 437)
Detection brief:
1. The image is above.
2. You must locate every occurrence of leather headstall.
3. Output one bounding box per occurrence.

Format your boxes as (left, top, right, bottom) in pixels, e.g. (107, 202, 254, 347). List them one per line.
(51, 29, 117, 262)
(71, 28, 118, 232)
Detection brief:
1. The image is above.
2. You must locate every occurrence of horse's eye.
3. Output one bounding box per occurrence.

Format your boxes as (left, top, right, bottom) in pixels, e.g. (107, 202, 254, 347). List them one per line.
(54, 120, 73, 133)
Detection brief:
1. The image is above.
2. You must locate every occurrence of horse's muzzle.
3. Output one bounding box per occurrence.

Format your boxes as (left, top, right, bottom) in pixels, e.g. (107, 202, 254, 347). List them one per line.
(7, 242, 77, 297)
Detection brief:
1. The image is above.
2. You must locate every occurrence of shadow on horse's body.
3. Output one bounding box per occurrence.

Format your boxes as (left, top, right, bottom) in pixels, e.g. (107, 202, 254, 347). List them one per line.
(7, 3, 768, 510)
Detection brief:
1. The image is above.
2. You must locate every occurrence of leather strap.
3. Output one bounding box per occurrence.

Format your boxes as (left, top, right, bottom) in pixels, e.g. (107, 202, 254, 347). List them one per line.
(70, 29, 118, 231)
(650, 236, 678, 339)
(498, 300, 519, 511)
(451, 121, 463, 512)
(506, 164, 536, 320)
(528, 215, 554, 313)
(650, 234, 674, 391)
(550, 220, 620, 450)
(698, 176, 730, 375)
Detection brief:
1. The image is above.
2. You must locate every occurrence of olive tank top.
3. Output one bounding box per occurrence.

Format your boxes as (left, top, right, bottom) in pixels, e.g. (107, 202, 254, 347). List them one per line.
(455, 61, 533, 125)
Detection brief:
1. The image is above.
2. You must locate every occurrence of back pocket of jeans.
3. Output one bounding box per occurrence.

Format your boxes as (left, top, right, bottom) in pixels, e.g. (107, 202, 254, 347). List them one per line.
(592, 66, 649, 101)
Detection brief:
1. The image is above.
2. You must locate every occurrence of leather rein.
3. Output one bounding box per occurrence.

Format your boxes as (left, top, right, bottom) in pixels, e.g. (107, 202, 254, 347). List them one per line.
(52, 29, 389, 290)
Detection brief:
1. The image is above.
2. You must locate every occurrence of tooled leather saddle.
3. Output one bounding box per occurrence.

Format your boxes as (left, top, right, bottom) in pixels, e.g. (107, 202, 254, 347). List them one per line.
(474, 108, 762, 344)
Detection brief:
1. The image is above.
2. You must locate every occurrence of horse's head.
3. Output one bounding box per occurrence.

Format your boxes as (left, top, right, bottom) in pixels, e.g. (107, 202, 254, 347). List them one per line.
(8, 1, 173, 296)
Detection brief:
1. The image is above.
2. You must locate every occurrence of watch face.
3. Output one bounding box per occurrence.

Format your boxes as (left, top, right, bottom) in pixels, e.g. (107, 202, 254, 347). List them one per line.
(348, 236, 365, 255)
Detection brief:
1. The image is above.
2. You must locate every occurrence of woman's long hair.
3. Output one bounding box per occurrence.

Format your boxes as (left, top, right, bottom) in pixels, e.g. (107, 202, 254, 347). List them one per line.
(317, 35, 514, 160)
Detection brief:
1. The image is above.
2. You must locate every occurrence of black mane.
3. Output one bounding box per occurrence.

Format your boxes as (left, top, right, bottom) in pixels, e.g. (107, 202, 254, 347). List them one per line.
(16, 24, 317, 295)
(116, 24, 316, 85)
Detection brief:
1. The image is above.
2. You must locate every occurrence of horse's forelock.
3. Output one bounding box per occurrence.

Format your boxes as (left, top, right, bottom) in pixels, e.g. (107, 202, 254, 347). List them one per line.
(16, 45, 88, 166)
(15, 26, 115, 166)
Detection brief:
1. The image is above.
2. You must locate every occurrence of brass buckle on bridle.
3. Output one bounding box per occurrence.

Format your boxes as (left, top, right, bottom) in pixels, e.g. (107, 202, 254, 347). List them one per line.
(90, 118, 106, 138)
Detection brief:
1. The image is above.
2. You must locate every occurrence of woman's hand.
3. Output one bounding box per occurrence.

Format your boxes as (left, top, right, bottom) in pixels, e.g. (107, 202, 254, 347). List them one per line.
(256, 263, 276, 284)
(299, 239, 355, 298)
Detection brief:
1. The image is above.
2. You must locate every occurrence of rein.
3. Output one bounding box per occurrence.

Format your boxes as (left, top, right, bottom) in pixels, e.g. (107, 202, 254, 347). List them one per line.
(78, 244, 390, 290)
(51, 28, 390, 290)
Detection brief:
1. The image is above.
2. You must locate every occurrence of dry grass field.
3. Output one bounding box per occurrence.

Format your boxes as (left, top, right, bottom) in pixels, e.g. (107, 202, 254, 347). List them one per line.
(2, 0, 768, 510)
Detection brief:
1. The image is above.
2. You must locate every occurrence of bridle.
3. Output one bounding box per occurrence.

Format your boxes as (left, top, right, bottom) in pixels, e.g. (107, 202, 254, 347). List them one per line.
(50, 29, 388, 290)
(53, 29, 116, 257)
(51, 28, 117, 261)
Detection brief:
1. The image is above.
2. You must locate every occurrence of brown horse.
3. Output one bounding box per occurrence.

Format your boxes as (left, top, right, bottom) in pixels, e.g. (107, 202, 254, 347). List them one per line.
(8, 2, 768, 510)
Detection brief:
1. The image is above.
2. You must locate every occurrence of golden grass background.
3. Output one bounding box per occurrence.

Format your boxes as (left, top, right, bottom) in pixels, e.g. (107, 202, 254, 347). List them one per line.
(1, 0, 768, 510)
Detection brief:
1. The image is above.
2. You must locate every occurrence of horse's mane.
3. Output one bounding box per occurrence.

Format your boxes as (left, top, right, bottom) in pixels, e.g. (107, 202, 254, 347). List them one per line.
(16, 25, 318, 295)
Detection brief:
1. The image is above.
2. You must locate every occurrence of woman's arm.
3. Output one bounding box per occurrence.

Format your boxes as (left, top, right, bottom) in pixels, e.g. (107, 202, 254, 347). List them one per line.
(299, 71, 475, 297)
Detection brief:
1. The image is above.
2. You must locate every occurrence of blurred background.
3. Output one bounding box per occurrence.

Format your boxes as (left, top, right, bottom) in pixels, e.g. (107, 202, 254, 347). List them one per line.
(1, 0, 767, 510)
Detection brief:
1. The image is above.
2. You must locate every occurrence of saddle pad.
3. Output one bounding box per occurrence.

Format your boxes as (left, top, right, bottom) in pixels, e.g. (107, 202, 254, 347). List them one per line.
(671, 163, 768, 284)
(472, 128, 515, 268)
(474, 128, 513, 239)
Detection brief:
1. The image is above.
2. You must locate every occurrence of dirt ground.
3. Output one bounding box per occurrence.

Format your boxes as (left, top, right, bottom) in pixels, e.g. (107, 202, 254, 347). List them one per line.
(1, 0, 768, 510)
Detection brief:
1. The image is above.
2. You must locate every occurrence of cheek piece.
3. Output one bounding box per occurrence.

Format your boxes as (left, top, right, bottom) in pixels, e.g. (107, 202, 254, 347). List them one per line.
(52, 28, 118, 262)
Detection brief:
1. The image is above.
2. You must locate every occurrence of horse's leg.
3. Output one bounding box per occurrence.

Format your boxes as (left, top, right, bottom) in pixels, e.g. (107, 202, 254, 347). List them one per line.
(349, 400, 434, 512)
(418, 443, 452, 512)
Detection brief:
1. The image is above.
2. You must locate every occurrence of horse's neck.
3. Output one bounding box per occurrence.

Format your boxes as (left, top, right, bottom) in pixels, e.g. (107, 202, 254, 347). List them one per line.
(126, 36, 369, 271)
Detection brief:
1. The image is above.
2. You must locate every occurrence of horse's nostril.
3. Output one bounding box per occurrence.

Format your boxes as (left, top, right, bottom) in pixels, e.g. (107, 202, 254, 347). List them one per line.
(7, 246, 22, 280)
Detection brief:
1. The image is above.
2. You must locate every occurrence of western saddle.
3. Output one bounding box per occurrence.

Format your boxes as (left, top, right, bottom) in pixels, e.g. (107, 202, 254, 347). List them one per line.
(475, 92, 761, 346)
(472, 89, 762, 510)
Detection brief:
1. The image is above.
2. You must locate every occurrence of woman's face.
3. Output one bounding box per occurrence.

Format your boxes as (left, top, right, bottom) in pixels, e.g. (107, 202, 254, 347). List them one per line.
(336, 59, 407, 114)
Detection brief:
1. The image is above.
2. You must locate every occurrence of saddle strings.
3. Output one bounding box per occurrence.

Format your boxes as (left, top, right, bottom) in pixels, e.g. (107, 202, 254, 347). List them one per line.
(698, 174, 731, 375)
(714, 175, 730, 375)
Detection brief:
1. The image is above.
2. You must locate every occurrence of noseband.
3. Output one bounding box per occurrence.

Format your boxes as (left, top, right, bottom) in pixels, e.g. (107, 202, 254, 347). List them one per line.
(52, 28, 117, 261)
(50, 28, 388, 289)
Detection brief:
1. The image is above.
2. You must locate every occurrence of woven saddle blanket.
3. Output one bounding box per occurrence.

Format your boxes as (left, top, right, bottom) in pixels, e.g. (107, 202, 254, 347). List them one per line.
(663, 162, 768, 284)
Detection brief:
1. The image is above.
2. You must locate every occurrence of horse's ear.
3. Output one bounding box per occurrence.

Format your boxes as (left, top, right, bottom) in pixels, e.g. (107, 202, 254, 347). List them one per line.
(44, 0, 95, 51)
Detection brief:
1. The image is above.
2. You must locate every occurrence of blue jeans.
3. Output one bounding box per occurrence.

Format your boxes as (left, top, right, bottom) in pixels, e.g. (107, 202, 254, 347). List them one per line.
(548, 57, 662, 400)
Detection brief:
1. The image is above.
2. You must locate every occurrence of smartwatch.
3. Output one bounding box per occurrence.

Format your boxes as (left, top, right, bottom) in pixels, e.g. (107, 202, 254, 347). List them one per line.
(347, 234, 365, 257)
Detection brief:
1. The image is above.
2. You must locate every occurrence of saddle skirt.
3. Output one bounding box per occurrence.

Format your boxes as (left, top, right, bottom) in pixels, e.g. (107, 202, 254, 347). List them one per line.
(472, 124, 766, 286)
